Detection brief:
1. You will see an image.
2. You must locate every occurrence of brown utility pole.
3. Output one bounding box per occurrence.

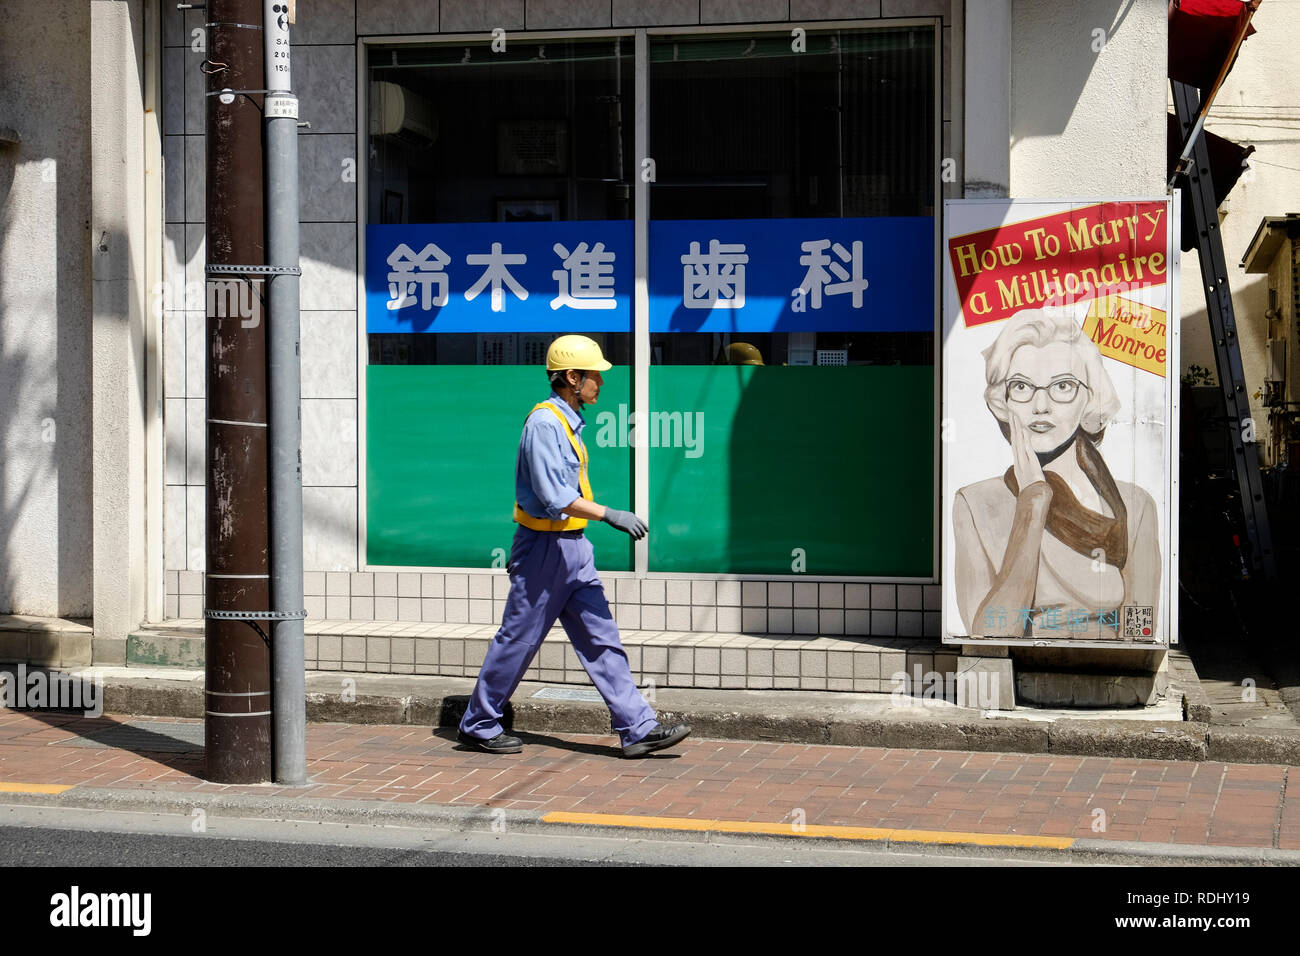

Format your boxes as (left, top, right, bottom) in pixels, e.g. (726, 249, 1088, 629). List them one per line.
(204, 0, 272, 782)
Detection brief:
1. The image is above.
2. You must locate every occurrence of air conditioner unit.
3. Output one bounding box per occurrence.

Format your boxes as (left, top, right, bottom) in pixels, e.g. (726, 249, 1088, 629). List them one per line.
(370, 81, 438, 149)
(1266, 338, 1286, 384)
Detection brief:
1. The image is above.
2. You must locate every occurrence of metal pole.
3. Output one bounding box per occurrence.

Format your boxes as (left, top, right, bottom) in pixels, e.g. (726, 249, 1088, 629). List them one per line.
(264, 0, 307, 785)
(205, 0, 273, 783)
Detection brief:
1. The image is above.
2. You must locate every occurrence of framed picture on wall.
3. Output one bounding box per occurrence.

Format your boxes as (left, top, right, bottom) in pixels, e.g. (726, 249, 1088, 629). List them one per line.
(496, 120, 568, 175)
(496, 199, 562, 223)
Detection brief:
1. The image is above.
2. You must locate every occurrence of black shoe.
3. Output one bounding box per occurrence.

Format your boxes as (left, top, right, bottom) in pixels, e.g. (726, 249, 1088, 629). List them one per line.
(622, 722, 691, 758)
(457, 730, 523, 754)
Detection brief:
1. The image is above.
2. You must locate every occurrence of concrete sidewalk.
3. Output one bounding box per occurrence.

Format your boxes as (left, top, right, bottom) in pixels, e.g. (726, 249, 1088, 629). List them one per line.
(0, 709, 1297, 864)
(36, 650, 1300, 766)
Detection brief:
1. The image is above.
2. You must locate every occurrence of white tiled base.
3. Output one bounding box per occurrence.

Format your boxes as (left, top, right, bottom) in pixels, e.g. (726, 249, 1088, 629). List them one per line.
(141, 618, 953, 694)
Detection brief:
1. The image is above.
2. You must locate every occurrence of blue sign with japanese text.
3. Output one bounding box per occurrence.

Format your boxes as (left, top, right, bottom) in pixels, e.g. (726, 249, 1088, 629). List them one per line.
(649, 217, 933, 333)
(365, 217, 932, 334)
(366, 221, 634, 333)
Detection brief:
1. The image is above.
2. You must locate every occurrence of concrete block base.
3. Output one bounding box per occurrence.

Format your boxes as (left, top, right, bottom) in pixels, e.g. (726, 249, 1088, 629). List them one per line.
(127, 631, 204, 668)
(0, 616, 98, 667)
(1016, 666, 1164, 708)
(956, 655, 1016, 710)
(93, 636, 128, 666)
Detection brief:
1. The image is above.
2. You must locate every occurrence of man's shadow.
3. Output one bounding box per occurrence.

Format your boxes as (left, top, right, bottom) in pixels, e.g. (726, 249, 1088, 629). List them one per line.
(434, 696, 682, 759)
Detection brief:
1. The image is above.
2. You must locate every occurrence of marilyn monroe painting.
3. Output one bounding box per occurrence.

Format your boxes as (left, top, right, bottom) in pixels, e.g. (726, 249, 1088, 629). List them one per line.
(952, 306, 1161, 641)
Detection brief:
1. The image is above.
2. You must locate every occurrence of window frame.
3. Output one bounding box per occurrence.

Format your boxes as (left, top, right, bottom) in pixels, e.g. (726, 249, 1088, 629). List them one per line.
(356, 18, 942, 583)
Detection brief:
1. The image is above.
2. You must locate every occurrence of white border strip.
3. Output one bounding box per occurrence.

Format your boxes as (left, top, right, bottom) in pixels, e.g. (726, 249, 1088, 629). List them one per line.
(356, 35, 369, 573)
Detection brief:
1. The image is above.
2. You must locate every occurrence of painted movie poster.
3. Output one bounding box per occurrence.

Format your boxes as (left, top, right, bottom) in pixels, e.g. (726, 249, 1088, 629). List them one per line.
(942, 199, 1176, 648)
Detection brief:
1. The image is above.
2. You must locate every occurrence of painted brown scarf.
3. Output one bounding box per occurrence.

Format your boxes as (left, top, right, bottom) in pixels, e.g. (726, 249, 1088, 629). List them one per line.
(1002, 435, 1128, 569)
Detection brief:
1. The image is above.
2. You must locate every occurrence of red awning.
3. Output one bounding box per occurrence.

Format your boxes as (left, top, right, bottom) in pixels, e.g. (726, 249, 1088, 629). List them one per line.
(1167, 113, 1255, 251)
(1168, 0, 1258, 90)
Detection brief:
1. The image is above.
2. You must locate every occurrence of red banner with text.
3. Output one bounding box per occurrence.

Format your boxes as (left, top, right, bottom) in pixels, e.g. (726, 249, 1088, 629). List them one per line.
(948, 201, 1169, 328)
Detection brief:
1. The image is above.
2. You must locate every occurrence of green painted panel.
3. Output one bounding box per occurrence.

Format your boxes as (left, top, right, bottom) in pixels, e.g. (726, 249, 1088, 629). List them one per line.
(648, 365, 934, 576)
(366, 366, 633, 570)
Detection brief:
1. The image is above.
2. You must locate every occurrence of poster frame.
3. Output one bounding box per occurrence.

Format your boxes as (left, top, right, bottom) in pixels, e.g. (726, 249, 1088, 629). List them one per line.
(940, 196, 1179, 650)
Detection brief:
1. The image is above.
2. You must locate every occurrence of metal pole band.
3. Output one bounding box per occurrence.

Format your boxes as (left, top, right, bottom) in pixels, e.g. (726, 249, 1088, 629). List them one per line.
(205, 609, 308, 620)
(205, 88, 284, 96)
(206, 264, 302, 276)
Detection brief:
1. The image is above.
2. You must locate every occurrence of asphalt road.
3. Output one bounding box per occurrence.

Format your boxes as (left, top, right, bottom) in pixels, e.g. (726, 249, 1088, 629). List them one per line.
(0, 804, 1061, 867)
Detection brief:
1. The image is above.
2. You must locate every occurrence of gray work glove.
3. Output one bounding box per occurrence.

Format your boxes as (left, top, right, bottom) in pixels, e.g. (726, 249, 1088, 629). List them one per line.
(602, 508, 648, 540)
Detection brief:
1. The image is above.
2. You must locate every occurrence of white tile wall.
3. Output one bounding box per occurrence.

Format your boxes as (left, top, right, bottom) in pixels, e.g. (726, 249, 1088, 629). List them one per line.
(303, 486, 358, 571)
(293, 46, 357, 136)
(164, 485, 186, 572)
(613, 0, 699, 26)
(357, 0, 440, 35)
(184, 399, 205, 484)
(302, 399, 358, 486)
(525, 0, 611, 29)
(702, 0, 788, 24)
(185, 486, 205, 572)
(157, 2, 953, 647)
(291, 0, 357, 43)
(162, 316, 185, 398)
(184, 135, 204, 223)
(791, 0, 883, 18)
(185, 312, 205, 398)
(440, 0, 525, 32)
(163, 134, 184, 223)
(298, 134, 358, 224)
(164, 398, 186, 485)
(300, 224, 357, 311)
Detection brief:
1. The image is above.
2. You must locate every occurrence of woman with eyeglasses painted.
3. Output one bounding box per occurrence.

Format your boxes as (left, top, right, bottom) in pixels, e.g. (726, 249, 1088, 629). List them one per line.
(953, 305, 1161, 641)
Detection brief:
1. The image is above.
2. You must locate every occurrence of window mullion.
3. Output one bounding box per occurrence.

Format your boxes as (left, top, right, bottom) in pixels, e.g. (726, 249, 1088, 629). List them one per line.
(633, 27, 649, 576)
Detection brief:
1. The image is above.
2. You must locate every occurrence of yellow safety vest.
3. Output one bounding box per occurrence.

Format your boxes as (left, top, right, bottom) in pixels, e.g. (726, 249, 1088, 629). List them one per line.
(513, 401, 594, 532)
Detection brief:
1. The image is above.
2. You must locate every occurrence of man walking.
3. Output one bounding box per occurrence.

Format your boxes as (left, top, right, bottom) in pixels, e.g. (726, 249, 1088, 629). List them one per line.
(457, 335, 691, 758)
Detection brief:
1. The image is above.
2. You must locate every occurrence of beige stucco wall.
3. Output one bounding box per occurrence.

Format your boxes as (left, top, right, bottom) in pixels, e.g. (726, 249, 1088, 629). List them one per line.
(0, 2, 95, 617)
(1176, 5, 1300, 461)
(90, 0, 151, 645)
(0, 0, 152, 644)
(1010, 0, 1168, 197)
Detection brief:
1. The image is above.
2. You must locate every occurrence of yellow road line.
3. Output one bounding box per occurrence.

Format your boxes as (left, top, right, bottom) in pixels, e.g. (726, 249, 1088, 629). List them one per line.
(541, 811, 1074, 850)
(0, 782, 74, 795)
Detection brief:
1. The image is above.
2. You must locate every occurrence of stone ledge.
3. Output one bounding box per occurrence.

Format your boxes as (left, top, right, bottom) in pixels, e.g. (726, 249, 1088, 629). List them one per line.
(0, 627, 95, 667)
(0, 615, 94, 634)
(60, 667, 1300, 764)
(1167, 645, 1212, 723)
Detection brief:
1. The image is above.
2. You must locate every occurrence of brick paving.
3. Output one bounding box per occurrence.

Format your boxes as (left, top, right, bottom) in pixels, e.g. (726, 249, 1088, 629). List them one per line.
(1, 709, 1296, 850)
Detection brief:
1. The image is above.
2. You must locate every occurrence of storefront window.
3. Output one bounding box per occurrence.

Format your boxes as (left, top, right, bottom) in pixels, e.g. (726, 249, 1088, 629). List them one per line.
(365, 40, 635, 569)
(362, 25, 937, 578)
(646, 28, 936, 575)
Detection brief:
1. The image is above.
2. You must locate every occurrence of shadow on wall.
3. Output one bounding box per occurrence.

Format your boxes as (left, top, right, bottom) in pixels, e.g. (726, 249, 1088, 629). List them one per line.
(0, 143, 95, 619)
(726, 359, 934, 583)
(0, 1, 96, 620)
(1179, 271, 1271, 450)
(0, 147, 38, 616)
(1009, 0, 1141, 144)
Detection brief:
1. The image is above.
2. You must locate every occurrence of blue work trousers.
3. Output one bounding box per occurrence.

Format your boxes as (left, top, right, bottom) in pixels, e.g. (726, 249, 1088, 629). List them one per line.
(460, 525, 658, 747)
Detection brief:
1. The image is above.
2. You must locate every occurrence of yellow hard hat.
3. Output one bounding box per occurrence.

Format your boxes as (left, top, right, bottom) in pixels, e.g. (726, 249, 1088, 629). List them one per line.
(725, 342, 764, 366)
(547, 334, 612, 372)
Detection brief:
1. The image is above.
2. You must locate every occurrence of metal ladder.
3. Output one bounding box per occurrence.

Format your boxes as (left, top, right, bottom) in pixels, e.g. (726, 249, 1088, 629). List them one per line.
(1171, 78, 1276, 578)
